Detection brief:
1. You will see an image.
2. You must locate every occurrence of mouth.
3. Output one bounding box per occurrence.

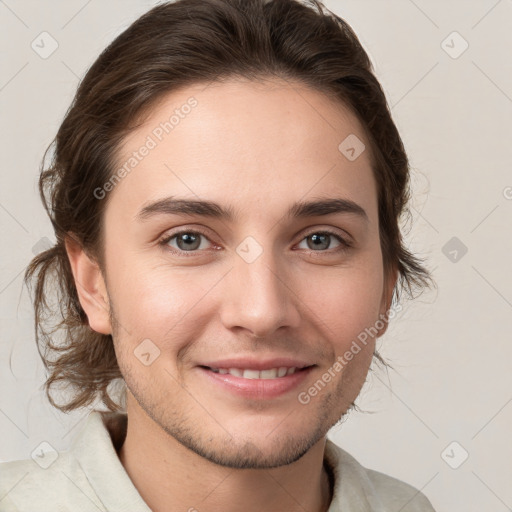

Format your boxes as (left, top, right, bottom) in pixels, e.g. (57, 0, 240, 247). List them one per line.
(203, 366, 309, 379)
(197, 364, 316, 399)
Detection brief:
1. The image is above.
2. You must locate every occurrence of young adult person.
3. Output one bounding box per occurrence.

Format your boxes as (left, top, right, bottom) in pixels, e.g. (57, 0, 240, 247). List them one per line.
(0, 1, 436, 510)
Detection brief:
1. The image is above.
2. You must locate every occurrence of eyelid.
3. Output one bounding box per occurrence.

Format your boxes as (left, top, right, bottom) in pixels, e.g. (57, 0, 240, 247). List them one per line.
(300, 227, 353, 245)
(157, 227, 217, 256)
(157, 225, 353, 257)
(296, 229, 353, 253)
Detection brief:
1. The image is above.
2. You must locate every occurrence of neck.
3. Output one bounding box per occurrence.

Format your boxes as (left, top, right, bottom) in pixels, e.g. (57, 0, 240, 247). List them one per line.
(117, 399, 332, 512)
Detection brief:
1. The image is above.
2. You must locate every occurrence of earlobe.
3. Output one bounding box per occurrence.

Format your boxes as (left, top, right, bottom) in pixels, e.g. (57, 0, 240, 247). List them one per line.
(64, 234, 112, 335)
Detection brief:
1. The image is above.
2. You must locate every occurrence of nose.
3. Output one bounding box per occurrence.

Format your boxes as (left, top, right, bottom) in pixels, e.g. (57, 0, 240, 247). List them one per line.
(219, 247, 301, 339)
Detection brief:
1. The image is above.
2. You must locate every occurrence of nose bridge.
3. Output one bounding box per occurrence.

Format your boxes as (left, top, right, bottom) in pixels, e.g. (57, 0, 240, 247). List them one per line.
(219, 241, 300, 337)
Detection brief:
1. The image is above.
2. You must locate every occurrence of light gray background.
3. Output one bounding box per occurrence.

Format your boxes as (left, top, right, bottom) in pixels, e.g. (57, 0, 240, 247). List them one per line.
(1, 1, 511, 510)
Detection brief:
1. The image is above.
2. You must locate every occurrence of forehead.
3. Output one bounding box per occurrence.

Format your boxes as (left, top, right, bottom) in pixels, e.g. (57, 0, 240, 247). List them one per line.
(107, 77, 378, 224)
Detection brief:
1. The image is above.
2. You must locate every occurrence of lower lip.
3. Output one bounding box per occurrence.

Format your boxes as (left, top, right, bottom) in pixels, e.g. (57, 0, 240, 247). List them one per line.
(197, 366, 315, 399)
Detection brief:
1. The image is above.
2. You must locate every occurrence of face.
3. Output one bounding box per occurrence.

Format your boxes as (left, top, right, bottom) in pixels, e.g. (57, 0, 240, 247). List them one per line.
(77, 77, 395, 469)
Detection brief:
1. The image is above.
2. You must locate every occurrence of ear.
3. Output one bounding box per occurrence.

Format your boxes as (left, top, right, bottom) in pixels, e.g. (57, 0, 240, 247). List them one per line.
(64, 234, 112, 335)
(376, 263, 399, 338)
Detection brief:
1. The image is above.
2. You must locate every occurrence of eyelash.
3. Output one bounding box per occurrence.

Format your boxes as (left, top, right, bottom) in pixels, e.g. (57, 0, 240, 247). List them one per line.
(157, 228, 352, 257)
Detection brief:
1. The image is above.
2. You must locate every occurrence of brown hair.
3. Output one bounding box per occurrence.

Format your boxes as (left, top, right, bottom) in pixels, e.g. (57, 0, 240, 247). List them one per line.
(25, 0, 434, 413)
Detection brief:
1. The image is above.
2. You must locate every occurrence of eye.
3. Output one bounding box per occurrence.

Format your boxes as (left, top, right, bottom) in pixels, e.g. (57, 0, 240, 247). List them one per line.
(296, 231, 351, 252)
(158, 230, 214, 254)
(157, 228, 351, 256)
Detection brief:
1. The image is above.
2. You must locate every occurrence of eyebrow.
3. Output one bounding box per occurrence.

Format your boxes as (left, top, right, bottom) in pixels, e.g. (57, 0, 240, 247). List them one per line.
(136, 196, 368, 223)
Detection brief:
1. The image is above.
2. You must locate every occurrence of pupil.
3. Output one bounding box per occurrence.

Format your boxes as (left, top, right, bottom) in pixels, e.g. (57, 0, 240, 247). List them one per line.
(309, 233, 329, 250)
(179, 233, 200, 250)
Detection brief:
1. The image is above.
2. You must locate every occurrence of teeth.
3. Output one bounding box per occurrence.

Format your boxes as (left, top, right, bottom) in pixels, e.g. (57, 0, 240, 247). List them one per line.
(277, 367, 288, 377)
(260, 368, 278, 379)
(209, 366, 300, 379)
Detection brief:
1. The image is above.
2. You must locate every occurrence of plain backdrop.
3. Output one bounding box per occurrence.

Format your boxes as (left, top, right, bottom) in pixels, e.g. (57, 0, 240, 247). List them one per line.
(1, 1, 511, 510)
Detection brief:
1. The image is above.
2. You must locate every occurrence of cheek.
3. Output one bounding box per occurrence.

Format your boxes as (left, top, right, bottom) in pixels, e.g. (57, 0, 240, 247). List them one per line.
(110, 263, 219, 340)
(300, 258, 384, 349)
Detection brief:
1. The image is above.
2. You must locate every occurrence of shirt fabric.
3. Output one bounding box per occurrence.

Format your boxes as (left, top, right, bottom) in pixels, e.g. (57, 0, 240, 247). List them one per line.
(0, 410, 436, 511)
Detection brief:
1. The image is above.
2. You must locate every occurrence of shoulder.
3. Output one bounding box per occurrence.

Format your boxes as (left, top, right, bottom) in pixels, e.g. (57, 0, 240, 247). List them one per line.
(0, 412, 115, 512)
(0, 450, 105, 512)
(325, 439, 436, 511)
(0, 410, 145, 512)
(365, 466, 436, 511)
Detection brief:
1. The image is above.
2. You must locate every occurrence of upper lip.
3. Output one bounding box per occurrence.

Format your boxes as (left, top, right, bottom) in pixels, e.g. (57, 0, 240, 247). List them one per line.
(199, 357, 315, 371)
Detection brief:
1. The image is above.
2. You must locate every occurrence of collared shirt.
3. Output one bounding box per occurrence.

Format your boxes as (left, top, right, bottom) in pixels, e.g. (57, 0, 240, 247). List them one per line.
(0, 410, 436, 511)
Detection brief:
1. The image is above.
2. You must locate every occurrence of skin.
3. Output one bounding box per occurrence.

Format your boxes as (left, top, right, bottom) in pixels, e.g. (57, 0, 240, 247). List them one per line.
(66, 77, 397, 512)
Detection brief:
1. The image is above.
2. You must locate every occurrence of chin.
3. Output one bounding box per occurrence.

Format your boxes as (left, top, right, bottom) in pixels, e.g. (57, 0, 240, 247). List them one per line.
(177, 431, 322, 469)
(157, 405, 340, 469)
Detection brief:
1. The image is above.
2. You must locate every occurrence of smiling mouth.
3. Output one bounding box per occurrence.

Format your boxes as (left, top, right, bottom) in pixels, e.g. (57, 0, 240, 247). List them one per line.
(200, 366, 313, 380)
